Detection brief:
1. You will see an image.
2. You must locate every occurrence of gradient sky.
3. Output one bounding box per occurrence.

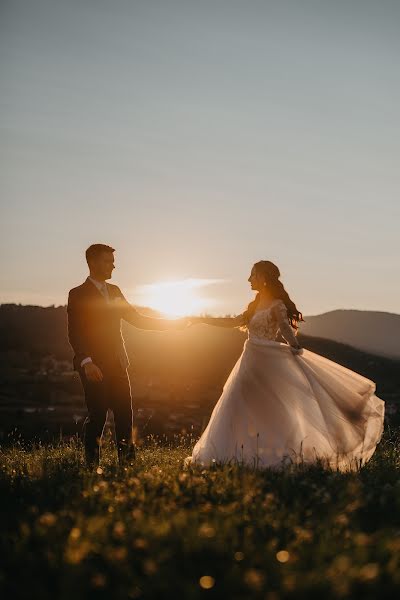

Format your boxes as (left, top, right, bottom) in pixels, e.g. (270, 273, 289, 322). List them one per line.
(1, 0, 399, 315)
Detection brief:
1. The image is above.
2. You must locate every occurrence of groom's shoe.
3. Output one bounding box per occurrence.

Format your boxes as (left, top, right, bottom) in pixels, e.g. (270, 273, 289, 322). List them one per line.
(84, 447, 100, 470)
(117, 442, 137, 467)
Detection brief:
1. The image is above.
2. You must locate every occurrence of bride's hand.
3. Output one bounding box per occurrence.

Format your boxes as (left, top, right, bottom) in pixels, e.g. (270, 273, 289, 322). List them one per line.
(290, 345, 303, 355)
(188, 316, 204, 325)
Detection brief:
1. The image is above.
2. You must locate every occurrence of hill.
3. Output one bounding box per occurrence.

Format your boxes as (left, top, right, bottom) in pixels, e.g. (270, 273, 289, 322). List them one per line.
(0, 303, 399, 391)
(0, 304, 399, 441)
(301, 309, 400, 359)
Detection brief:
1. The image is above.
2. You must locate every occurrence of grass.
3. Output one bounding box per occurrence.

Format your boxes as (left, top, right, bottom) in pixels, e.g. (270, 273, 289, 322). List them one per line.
(1, 428, 400, 599)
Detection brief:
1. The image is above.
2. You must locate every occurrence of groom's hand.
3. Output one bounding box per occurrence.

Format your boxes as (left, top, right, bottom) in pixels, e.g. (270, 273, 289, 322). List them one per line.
(187, 316, 203, 325)
(83, 362, 104, 382)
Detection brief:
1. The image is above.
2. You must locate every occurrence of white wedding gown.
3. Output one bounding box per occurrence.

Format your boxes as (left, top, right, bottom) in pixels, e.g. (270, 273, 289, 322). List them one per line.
(188, 300, 385, 472)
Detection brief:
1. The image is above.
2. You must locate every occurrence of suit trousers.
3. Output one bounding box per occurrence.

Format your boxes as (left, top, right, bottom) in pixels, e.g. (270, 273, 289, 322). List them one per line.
(79, 365, 134, 465)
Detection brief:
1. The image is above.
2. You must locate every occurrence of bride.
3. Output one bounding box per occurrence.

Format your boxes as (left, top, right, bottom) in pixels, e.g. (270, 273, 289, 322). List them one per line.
(187, 260, 385, 472)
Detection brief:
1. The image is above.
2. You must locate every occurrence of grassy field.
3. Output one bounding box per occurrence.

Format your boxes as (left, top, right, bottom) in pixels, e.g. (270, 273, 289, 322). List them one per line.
(1, 429, 400, 599)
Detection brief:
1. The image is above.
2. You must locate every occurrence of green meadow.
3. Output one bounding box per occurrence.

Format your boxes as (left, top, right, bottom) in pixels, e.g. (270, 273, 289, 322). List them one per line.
(1, 429, 399, 599)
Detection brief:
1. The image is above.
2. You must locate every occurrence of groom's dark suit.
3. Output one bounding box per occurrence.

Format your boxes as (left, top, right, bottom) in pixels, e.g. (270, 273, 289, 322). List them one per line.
(67, 277, 137, 465)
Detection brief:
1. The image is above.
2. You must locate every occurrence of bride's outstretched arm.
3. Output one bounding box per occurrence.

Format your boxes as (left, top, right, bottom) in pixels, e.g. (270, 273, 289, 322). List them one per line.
(191, 314, 245, 328)
(126, 309, 188, 331)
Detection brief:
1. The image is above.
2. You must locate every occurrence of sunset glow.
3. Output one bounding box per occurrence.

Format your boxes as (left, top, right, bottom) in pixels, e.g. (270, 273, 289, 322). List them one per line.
(134, 279, 222, 317)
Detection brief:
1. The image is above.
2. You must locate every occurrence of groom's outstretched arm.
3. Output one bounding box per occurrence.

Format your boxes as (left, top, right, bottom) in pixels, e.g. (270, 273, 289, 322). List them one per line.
(116, 288, 186, 331)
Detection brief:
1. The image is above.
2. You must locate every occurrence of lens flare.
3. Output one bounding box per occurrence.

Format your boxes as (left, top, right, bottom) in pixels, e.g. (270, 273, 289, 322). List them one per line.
(133, 278, 223, 317)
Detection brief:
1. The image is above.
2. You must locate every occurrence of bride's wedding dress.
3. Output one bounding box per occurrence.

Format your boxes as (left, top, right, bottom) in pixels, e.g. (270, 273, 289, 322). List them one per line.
(188, 300, 385, 472)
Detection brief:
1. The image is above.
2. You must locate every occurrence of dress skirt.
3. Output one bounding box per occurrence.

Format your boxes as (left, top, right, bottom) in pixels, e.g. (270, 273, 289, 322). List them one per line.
(189, 339, 385, 472)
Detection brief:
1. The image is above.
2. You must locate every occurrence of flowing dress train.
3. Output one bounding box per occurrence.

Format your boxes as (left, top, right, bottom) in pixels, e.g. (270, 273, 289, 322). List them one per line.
(188, 300, 385, 472)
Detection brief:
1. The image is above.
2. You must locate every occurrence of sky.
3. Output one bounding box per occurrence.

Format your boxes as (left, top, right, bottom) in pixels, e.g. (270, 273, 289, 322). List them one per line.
(1, 0, 399, 316)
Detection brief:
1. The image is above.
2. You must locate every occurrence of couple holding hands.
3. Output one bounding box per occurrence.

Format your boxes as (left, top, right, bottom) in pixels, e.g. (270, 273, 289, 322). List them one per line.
(68, 244, 384, 471)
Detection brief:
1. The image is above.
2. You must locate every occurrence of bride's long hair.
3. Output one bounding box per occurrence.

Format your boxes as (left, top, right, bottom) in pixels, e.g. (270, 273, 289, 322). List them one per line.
(242, 260, 304, 331)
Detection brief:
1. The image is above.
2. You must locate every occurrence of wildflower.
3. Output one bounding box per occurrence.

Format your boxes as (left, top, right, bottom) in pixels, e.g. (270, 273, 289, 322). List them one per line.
(143, 559, 158, 575)
(39, 512, 57, 526)
(354, 532, 370, 546)
(276, 550, 290, 563)
(198, 523, 215, 538)
(91, 573, 107, 588)
(244, 569, 265, 591)
(113, 521, 126, 537)
(335, 513, 349, 526)
(199, 576, 215, 589)
(109, 547, 127, 561)
(69, 527, 81, 540)
(234, 551, 244, 561)
(132, 508, 143, 520)
(358, 563, 379, 581)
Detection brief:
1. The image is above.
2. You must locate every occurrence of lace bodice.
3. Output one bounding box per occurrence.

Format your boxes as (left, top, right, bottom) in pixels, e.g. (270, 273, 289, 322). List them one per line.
(247, 299, 299, 346)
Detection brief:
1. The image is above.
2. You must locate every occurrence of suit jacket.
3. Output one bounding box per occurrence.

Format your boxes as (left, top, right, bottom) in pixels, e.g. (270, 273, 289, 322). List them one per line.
(67, 277, 135, 373)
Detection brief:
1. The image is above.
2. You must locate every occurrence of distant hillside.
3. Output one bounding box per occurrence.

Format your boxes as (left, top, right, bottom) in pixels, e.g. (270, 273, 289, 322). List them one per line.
(0, 304, 399, 397)
(300, 309, 400, 359)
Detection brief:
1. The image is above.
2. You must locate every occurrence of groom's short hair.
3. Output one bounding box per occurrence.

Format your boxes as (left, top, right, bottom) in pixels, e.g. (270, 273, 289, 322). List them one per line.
(85, 243, 115, 265)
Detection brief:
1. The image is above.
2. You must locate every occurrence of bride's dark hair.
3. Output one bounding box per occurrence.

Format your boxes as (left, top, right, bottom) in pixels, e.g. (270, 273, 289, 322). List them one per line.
(242, 260, 304, 331)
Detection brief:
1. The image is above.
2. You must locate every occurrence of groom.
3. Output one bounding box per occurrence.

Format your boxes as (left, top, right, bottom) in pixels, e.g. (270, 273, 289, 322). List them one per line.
(67, 243, 187, 468)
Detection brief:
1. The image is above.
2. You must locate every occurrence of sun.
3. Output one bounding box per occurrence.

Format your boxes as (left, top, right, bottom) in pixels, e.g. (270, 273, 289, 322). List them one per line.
(134, 279, 219, 317)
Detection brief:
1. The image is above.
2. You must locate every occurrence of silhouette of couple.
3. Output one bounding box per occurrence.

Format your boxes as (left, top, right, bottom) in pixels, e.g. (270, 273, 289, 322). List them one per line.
(68, 244, 385, 471)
